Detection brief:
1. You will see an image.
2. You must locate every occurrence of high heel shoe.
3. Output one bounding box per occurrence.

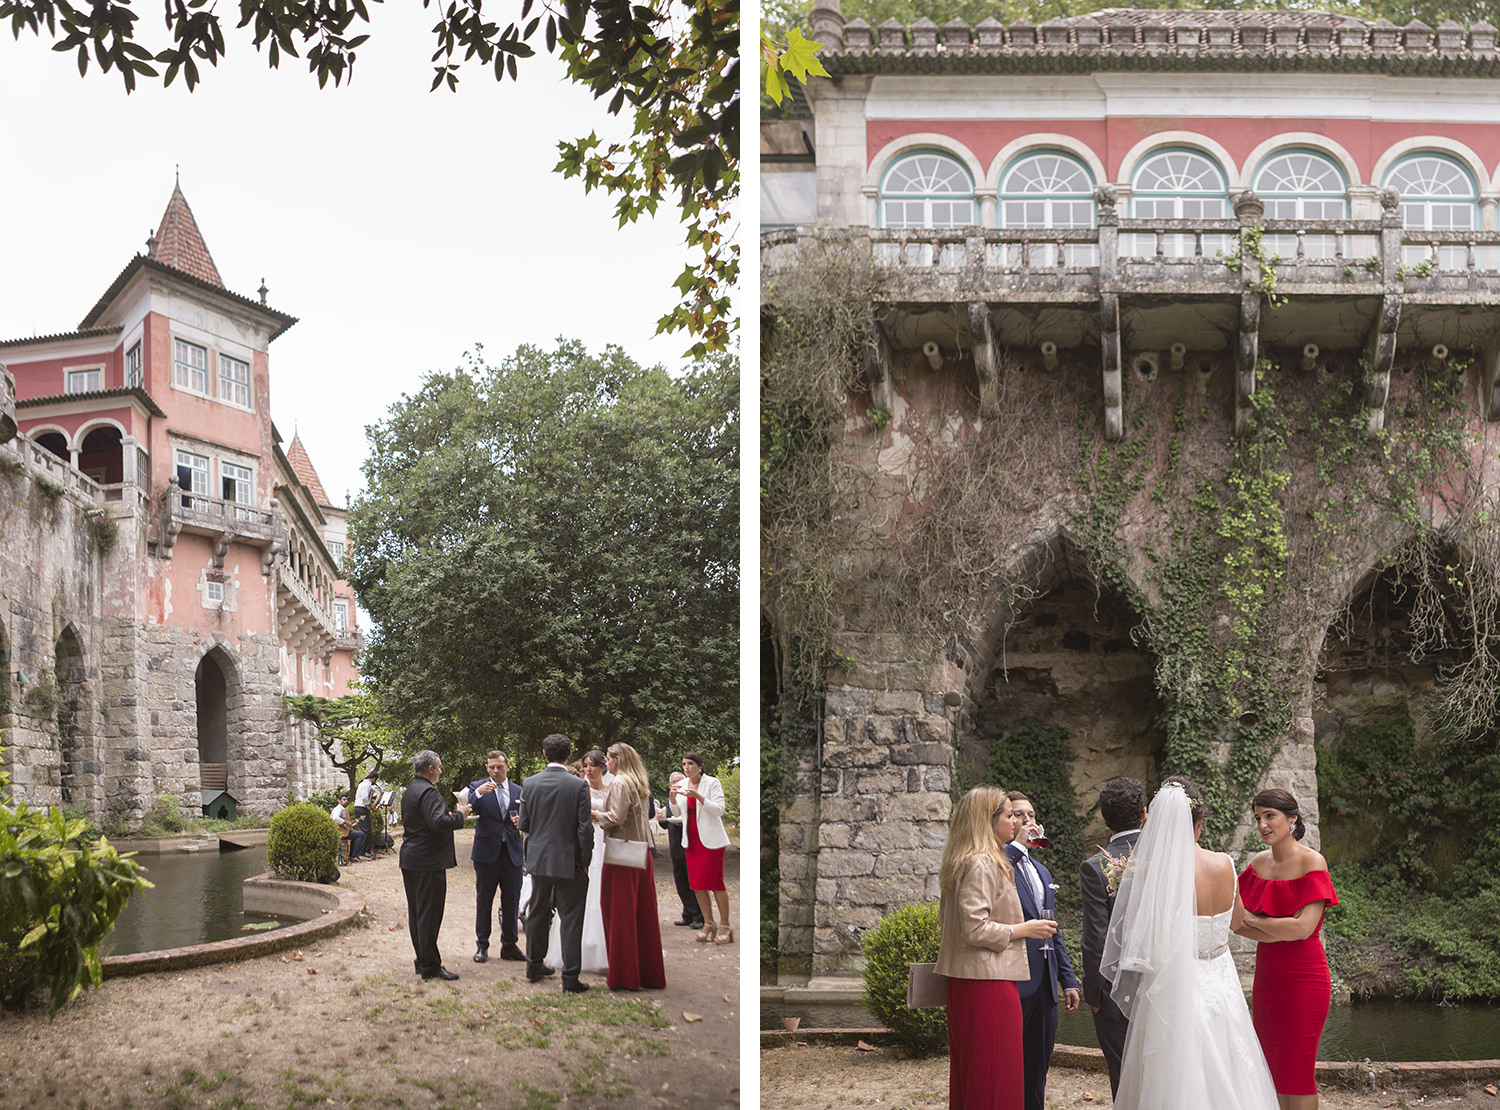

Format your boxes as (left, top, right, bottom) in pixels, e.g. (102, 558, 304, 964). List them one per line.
(714, 925, 734, 945)
(695, 925, 714, 943)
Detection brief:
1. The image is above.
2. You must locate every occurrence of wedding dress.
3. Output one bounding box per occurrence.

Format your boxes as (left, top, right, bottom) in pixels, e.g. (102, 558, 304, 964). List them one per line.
(1102, 784, 1278, 1110)
(545, 781, 609, 973)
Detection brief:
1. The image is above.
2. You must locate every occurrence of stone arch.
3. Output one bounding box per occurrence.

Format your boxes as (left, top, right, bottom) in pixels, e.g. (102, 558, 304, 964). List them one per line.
(194, 641, 245, 805)
(76, 419, 127, 486)
(53, 624, 98, 811)
(954, 533, 1164, 841)
(985, 134, 1107, 198)
(1241, 133, 1362, 192)
(31, 427, 71, 464)
(1371, 137, 1489, 200)
(864, 133, 987, 198)
(1116, 132, 1239, 191)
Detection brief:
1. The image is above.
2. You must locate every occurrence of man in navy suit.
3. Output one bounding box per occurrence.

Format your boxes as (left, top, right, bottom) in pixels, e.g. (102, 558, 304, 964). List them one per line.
(469, 749, 525, 963)
(1006, 791, 1080, 1110)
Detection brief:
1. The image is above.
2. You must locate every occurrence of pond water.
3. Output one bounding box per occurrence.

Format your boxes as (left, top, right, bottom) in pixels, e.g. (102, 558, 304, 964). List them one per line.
(761, 997, 1500, 1062)
(101, 844, 290, 956)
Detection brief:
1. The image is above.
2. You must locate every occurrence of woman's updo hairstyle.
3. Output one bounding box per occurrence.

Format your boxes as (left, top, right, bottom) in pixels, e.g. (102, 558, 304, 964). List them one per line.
(1251, 788, 1306, 840)
(1161, 774, 1207, 825)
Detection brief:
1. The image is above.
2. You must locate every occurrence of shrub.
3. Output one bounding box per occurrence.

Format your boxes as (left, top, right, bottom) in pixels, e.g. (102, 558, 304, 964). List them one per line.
(861, 900, 947, 1057)
(305, 788, 342, 814)
(136, 794, 190, 837)
(266, 803, 340, 884)
(0, 799, 150, 1013)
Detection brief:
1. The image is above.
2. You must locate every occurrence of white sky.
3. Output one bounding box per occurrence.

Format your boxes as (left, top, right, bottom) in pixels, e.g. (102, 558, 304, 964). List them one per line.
(0, 5, 708, 505)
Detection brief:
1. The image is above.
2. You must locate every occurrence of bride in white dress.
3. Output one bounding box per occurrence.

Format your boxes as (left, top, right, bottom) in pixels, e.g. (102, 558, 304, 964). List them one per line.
(545, 751, 610, 973)
(1101, 777, 1278, 1110)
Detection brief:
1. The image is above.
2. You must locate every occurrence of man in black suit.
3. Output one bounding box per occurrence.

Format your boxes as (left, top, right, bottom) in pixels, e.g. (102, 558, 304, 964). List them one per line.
(518, 733, 593, 994)
(399, 749, 472, 981)
(468, 749, 525, 963)
(1079, 776, 1148, 1100)
(656, 770, 704, 928)
(1006, 792, 1080, 1110)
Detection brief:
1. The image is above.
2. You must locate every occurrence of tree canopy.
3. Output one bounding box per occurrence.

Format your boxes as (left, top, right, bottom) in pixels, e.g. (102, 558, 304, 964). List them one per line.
(284, 687, 398, 794)
(2, 0, 738, 354)
(346, 339, 738, 776)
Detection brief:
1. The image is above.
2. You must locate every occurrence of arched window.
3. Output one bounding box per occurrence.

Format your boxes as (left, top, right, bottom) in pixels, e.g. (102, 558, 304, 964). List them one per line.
(1386, 154, 1476, 230)
(1000, 152, 1097, 266)
(1254, 150, 1347, 259)
(1130, 150, 1229, 258)
(1386, 154, 1477, 269)
(879, 151, 977, 229)
(1132, 150, 1228, 219)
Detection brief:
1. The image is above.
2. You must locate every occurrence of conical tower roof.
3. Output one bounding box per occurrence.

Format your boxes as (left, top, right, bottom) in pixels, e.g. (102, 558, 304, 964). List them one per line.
(287, 433, 332, 507)
(150, 182, 223, 287)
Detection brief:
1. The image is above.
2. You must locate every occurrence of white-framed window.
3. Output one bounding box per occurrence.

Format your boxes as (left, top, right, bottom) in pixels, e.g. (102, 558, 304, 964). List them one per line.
(222, 462, 254, 520)
(219, 353, 251, 408)
(1387, 154, 1478, 269)
(173, 338, 209, 394)
(333, 600, 349, 634)
(880, 152, 977, 229)
(66, 368, 102, 394)
(999, 152, 1098, 266)
(125, 342, 143, 389)
(328, 540, 345, 565)
(1130, 150, 1230, 258)
(205, 580, 224, 609)
(1254, 151, 1347, 259)
(175, 449, 210, 511)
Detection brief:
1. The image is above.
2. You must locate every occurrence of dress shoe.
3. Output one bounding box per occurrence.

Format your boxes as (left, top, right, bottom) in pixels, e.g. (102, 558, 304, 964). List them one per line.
(526, 966, 557, 981)
(562, 980, 591, 994)
(673, 918, 693, 927)
(499, 946, 526, 961)
(422, 966, 460, 981)
(473, 948, 488, 963)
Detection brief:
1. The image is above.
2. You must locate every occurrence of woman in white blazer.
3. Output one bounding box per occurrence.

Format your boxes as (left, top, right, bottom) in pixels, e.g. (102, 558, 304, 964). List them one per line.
(673, 751, 733, 944)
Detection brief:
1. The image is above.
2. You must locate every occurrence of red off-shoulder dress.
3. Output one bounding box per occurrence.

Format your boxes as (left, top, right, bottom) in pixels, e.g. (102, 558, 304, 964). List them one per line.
(1237, 866, 1339, 1095)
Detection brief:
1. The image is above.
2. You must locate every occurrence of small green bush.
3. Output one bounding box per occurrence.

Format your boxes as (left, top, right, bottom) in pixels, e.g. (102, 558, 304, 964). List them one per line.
(305, 788, 342, 814)
(0, 800, 151, 1013)
(266, 803, 340, 884)
(861, 900, 947, 1057)
(136, 794, 189, 837)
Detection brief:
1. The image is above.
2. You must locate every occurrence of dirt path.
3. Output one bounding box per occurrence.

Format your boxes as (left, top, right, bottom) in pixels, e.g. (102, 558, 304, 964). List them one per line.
(762, 1043, 1500, 1109)
(0, 831, 740, 1110)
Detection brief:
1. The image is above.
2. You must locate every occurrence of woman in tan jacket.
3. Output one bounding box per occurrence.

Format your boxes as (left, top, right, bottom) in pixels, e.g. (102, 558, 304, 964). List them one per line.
(937, 784, 1058, 1110)
(597, 743, 667, 990)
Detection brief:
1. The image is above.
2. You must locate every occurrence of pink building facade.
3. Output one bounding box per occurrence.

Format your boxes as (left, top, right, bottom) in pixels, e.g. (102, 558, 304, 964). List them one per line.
(0, 186, 360, 823)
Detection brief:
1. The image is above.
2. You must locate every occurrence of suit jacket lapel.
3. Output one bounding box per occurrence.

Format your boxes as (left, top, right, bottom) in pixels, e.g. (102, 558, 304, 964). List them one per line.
(1007, 845, 1040, 919)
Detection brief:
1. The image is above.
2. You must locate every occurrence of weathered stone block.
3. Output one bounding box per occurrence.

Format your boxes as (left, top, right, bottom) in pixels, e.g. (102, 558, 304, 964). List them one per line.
(888, 742, 952, 765)
(817, 849, 877, 877)
(851, 821, 919, 853)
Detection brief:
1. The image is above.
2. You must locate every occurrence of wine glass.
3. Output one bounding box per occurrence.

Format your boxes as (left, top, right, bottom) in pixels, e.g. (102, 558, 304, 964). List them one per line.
(1038, 906, 1056, 953)
(1028, 822, 1050, 850)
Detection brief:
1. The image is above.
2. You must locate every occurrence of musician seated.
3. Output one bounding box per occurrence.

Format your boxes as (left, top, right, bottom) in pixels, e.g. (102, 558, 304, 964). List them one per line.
(331, 794, 367, 861)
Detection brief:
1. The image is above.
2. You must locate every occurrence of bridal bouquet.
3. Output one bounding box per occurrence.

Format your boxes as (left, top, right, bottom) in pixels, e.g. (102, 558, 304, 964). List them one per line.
(1100, 849, 1132, 894)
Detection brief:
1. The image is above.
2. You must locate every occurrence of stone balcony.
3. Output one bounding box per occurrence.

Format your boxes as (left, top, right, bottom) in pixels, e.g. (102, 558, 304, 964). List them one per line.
(763, 196, 1500, 439)
(157, 478, 280, 563)
(274, 561, 339, 659)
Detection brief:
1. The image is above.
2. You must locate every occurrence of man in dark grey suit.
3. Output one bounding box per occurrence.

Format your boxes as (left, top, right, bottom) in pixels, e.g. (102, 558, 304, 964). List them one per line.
(518, 733, 593, 994)
(1079, 776, 1148, 1100)
(399, 749, 473, 981)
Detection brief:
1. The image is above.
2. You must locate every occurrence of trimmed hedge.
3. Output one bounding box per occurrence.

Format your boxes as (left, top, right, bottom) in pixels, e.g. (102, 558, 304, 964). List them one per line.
(266, 803, 340, 884)
(861, 899, 947, 1057)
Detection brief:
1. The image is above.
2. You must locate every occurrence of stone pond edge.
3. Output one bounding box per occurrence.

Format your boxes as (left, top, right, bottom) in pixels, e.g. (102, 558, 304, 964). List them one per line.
(101, 873, 365, 978)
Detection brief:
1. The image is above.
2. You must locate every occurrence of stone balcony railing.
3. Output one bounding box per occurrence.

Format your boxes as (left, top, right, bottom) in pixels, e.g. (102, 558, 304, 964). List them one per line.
(274, 561, 338, 659)
(764, 197, 1500, 440)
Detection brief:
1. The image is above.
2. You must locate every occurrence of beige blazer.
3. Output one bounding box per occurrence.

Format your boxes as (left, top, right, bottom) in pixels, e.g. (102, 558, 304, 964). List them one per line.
(598, 777, 652, 843)
(934, 856, 1030, 981)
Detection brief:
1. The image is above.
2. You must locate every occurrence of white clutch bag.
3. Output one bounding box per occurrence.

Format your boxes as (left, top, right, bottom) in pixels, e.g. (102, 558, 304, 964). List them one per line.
(603, 837, 648, 869)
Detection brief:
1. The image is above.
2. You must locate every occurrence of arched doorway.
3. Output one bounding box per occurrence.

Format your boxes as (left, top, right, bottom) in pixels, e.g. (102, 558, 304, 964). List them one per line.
(78, 425, 124, 487)
(196, 650, 233, 799)
(35, 430, 69, 464)
(54, 626, 94, 808)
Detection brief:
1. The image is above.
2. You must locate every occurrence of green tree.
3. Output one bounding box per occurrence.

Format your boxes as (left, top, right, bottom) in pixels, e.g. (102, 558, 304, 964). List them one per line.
(284, 686, 398, 794)
(2, 0, 738, 353)
(347, 339, 738, 774)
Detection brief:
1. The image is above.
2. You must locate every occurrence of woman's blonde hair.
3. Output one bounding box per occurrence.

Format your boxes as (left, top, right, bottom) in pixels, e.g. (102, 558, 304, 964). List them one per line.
(606, 743, 651, 808)
(939, 784, 1014, 892)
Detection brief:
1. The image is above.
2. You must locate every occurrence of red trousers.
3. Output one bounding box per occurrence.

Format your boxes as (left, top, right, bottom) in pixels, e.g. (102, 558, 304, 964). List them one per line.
(600, 858, 666, 990)
(947, 977, 1023, 1110)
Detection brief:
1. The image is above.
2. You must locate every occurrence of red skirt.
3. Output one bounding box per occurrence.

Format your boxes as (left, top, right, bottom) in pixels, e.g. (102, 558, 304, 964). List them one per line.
(684, 799, 726, 891)
(600, 858, 666, 990)
(1252, 935, 1331, 1095)
(947, 977, 1023, 1110)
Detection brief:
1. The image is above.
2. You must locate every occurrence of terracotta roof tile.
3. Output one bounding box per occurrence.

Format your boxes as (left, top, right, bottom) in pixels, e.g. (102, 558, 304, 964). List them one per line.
(286, 433, 332, 506)
(151, 184, 223, 287)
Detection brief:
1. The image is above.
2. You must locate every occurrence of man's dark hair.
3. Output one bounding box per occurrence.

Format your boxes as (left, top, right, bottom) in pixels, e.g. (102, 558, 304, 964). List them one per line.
(1098, 777, 1147, 833)
(366, 770, 378, 781)
(542, 733, 572, 764)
